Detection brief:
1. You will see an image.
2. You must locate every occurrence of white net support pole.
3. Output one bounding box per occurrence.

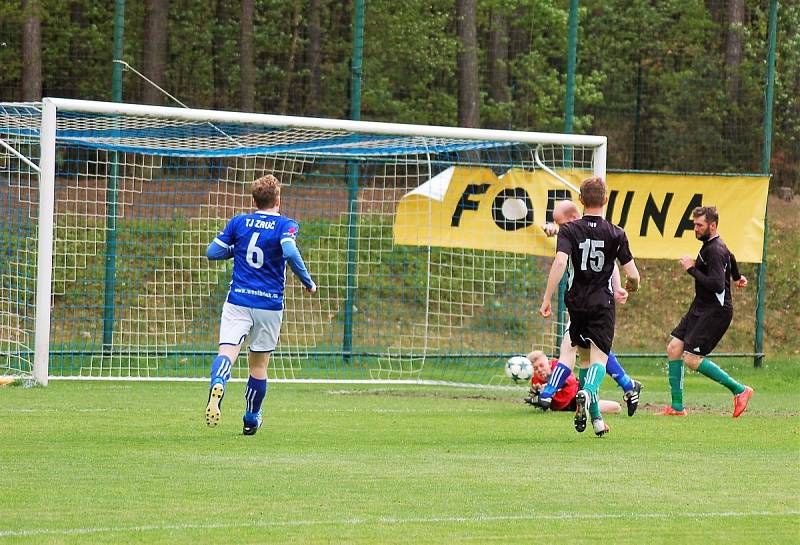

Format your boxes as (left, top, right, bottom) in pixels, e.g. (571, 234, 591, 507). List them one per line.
(593, 141, 607, 180)
(33, 99, 57, 385)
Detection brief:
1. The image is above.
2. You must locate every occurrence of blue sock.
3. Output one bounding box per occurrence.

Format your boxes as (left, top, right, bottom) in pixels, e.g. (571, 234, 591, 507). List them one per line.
(244, 375, 267, 417)
(540, 362, 572, 399)
(606, 352, 633, 393)
(210, 355, 232, 387)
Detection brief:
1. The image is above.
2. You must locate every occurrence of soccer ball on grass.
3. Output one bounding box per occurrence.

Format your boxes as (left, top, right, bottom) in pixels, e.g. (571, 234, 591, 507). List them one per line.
(505, 355, 533, 383)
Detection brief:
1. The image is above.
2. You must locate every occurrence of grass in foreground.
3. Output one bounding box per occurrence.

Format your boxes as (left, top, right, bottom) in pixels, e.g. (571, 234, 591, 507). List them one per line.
(0, 358, 798, 545)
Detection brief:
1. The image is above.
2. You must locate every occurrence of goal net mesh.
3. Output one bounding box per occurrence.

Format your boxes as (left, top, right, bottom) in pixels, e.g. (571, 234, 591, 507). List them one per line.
(1, 102, 601, 384)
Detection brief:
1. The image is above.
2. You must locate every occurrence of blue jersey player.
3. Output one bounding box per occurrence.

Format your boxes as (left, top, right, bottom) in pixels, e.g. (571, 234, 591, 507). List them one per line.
(205, 174, 316, 435)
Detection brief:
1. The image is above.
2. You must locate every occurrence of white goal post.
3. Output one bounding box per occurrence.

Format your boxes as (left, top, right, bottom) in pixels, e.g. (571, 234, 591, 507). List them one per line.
(2, 98, 606, 385)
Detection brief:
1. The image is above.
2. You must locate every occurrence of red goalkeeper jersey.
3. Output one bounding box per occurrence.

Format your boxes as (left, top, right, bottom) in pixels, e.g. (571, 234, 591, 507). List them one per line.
(531, 359, 579, 411)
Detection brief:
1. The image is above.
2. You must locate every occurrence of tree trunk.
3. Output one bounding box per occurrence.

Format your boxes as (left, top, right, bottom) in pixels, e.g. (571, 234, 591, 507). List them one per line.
(279, 0, 303, 115)
(240, 0, 255, 111)
(725, 0, 744, 101)
(212, 0, 229, 110)
(456, 0, 479, 128)
(486, 7, 509, 128)
(142, 0, 169, 105)
(67, 1, 82, 98)
(306, 0, 322, 116)
(21, 0, 42, 101)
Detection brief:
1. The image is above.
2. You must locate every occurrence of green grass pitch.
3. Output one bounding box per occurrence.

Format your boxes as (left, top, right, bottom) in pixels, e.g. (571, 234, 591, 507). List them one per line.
(1, 358, 798, 544)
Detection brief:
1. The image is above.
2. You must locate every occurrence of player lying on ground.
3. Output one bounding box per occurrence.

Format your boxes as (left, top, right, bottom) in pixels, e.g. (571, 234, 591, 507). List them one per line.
(524, 350, 621, 414)
(663, 205, 753, 417)
(539, 178, 640, 437)
(535, 199, 642, 417)
(205, 174, 316, 435)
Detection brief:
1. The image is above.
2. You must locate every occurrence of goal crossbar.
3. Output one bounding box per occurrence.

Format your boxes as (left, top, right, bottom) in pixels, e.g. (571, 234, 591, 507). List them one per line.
(45, 98, 607, 148)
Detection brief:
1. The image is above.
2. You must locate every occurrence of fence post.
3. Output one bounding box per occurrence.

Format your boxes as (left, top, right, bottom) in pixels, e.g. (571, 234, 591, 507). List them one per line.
(754, 0, 777, 368)
(557, 0, 579, 346)
(102, 0, 125, 354)
(343, 0, 364, 361)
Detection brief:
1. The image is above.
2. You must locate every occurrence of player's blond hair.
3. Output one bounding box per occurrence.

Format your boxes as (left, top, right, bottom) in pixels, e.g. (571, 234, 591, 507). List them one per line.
(526, 350, 548, 364)
(252, 174, 280, 209)
(579, 176, 606, 208)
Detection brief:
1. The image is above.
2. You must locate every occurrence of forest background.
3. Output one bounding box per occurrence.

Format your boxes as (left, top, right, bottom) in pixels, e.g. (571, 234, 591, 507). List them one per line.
(1, 0, 797, 190)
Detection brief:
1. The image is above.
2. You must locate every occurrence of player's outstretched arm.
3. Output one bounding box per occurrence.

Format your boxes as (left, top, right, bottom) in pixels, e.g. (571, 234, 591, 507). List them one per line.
(621, 259, 640, 293)
(730, 253, 748, 289)
(206, 239, 233, 260)
(281, 238, 316, 293)
(611, 264, 628, 304)
(540, 252, 568, 317)
(541, 223, 558, 237)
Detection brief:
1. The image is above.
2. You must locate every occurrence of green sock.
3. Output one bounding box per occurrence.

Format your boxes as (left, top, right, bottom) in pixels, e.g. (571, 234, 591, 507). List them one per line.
(577, 367, 600, 418)
(578, 367, 588, 389)
(584, 363, 606, 419)
(668, 359, 685, 411)
(589, 399, 601, 420)
(697, 358, 745, 395)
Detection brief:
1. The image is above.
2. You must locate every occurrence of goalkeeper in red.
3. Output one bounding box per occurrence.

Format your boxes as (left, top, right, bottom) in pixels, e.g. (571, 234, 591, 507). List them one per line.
(204, 174, 316, 435)
(663, 206, 752, 417)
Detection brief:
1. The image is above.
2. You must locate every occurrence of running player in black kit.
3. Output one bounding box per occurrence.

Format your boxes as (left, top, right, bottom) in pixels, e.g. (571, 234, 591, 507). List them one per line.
(663, 206, 753, 417)
(539, 177, 640, 436)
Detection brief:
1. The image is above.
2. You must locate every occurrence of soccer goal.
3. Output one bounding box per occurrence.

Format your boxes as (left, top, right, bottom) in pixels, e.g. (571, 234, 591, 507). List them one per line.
(0, 98, 606, 385)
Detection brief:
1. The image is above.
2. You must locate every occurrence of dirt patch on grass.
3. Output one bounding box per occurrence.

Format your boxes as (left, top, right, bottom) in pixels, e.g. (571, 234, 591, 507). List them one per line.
(327, 387, 525, 403)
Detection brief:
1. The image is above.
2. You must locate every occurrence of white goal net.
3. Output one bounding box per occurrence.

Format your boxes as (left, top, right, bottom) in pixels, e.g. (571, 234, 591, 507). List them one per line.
(0, 99, 606, 385)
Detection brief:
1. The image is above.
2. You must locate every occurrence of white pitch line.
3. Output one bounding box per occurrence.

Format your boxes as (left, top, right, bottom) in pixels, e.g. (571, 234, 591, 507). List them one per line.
(1, 510, 797, 539)
(1, 406, 491, 415)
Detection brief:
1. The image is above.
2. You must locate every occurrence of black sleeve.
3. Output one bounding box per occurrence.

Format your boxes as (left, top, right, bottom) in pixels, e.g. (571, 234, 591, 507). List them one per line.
(556, 224, 573, 255)
(616, 229, 633, 266)
(730, 252, 741, 281)
(687, 246, 726, 293)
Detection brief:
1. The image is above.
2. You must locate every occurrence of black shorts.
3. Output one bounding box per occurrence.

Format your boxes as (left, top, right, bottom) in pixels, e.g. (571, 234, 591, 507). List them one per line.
(671, 304, 733, 356)
(567, 306, 615, 356)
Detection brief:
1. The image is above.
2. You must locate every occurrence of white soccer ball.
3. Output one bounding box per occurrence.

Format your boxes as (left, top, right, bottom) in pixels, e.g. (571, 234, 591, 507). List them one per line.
(505, 355, 533, 383)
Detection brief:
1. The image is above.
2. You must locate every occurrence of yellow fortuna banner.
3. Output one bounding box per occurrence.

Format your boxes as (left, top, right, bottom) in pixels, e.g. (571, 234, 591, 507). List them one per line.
(392, 167, 769, 262)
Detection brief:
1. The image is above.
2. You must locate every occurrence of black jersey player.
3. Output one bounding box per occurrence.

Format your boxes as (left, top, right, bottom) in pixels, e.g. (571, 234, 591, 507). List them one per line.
(539, 177, 640, 436)
(663, 206, 752, 417)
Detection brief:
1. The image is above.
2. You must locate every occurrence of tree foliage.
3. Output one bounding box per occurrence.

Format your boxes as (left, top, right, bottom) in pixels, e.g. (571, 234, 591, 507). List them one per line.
(0, 0, 796, 188)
